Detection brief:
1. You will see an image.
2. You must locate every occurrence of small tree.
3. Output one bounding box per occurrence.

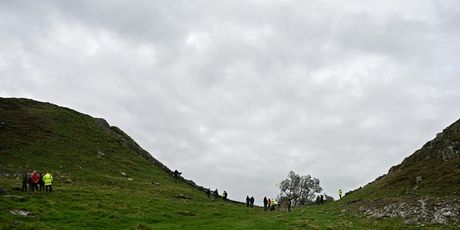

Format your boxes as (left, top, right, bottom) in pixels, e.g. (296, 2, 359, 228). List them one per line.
(279, 171, 322, 206)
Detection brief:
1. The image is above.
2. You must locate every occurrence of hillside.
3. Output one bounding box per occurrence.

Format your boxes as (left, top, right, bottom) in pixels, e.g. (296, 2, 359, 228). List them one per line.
(341, 119, 460, 224)
(1, 97, 458, 229)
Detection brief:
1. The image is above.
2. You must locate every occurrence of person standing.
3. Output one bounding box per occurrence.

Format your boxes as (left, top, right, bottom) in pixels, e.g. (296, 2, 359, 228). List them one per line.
(338, 189, 343, 199)
(246, 196, 250, 207)
(223, 191, 228, 200)
(43, 171, 53, 192)
(263, 197, 268, 211)
(39, 173, 45, 191)
(250, 196, 255, 207)
(270, 198, 277, 211)
(268, 197, 271, 209)
(31, 171, 40, 191)
(21, 171, 28, 192)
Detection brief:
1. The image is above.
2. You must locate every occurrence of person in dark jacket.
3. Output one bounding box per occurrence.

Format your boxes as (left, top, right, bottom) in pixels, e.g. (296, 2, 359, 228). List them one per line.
(250, 196, 255, 207)
(21, 171, 28, 192)
(263, 197, 268, 211)
(246, 196, 250, 207)
(39, 173, 45, 191)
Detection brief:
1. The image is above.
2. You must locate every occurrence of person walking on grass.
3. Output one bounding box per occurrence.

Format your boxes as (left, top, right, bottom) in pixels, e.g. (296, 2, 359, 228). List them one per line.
(246, 196, 250, 207)
(338, 189, 343, 199)
(43, 171, 53, 192)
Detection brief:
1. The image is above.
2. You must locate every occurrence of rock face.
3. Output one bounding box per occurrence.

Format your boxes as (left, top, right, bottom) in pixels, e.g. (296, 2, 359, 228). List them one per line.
(346, 119, 460, 225)
(361, 198, 460, 225)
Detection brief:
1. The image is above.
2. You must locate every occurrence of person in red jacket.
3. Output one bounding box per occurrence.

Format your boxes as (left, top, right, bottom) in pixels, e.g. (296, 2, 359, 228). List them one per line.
(31, 171, 40, 192)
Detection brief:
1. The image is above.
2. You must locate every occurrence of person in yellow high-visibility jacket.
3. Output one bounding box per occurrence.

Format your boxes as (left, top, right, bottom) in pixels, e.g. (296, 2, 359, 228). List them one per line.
(43, 172, 53, 192)
(270, 198, 278, 211)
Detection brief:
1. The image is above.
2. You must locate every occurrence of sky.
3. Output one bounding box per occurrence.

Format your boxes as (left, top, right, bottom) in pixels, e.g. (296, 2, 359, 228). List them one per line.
(1, 0, 460, 203)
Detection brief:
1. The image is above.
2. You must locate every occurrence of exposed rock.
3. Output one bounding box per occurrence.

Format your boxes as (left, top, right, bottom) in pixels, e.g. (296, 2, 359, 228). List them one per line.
(121, 172, 127, 176)
(404, 218, 418, 225)
(64, 178, 73, 184)
(415, 176, 423, 184)
(9, 210, 33, 217)
(360, 198, 460, 225)
(97, 151, 105, 157)
(127, 178, 133, 181)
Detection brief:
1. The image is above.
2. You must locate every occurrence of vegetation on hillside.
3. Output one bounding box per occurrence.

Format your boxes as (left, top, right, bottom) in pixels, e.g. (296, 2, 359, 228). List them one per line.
(0, 98, 458, 229)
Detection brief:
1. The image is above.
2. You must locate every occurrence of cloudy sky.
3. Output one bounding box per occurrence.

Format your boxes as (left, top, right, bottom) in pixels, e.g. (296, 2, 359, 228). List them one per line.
(1, 0, 460, 202)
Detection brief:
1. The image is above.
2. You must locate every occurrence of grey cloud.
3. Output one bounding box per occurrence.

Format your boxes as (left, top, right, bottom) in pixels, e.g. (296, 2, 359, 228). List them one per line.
(1, 0, 460, 202)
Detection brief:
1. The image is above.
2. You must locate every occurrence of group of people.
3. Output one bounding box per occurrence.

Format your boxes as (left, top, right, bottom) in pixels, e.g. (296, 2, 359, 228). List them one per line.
(205, 188, 228, 200)
(263, 197, 279, 211)
(22, 171, 53, 192)
(245, 196, 255, 207)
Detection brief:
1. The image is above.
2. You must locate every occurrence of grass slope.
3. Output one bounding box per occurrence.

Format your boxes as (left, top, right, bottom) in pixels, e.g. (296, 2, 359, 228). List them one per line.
(0, 98, 457, 229)
(341, 119, 460, 203)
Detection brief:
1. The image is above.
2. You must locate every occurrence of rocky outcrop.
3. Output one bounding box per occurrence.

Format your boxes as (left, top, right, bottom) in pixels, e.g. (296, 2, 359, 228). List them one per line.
(359, 198, 460, 225)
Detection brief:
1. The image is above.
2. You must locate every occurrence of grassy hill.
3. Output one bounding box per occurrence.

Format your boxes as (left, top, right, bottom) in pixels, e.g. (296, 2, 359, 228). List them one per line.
(338, 119, 460, 225)
(341, 119, 460, 200)
(0, 98, 457, 229)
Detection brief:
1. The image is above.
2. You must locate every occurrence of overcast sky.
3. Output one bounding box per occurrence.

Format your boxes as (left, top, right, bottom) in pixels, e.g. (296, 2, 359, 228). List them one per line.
(1, 0, 460, 202)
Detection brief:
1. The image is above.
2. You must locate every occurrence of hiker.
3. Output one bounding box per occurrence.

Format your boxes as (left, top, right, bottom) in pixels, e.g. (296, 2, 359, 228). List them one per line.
(268, 197, 271, 209)
(205, 188, 211, 198)
(338, 189, 343, 199)
(173, 170, 182, 178)
(250, 196, 255, 207)
(320, 195, 324, 204)
(39, 173, 45, 191)
(263, 197, 268, 211)
(246, 196, 250, 207)
(214, 189, 218, 198)
(21, 171, 28, 192)
(223, 191, 228, 200)
(43, 171, 53, 192)
(31, 171, 40, 192)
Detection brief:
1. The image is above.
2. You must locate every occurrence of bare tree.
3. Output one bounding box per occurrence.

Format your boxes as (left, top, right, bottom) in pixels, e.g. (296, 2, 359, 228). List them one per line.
(279, 171, 322, 206)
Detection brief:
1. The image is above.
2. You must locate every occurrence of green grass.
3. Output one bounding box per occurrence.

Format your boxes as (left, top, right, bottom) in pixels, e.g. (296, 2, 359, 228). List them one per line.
(1, 98, 459, 229)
